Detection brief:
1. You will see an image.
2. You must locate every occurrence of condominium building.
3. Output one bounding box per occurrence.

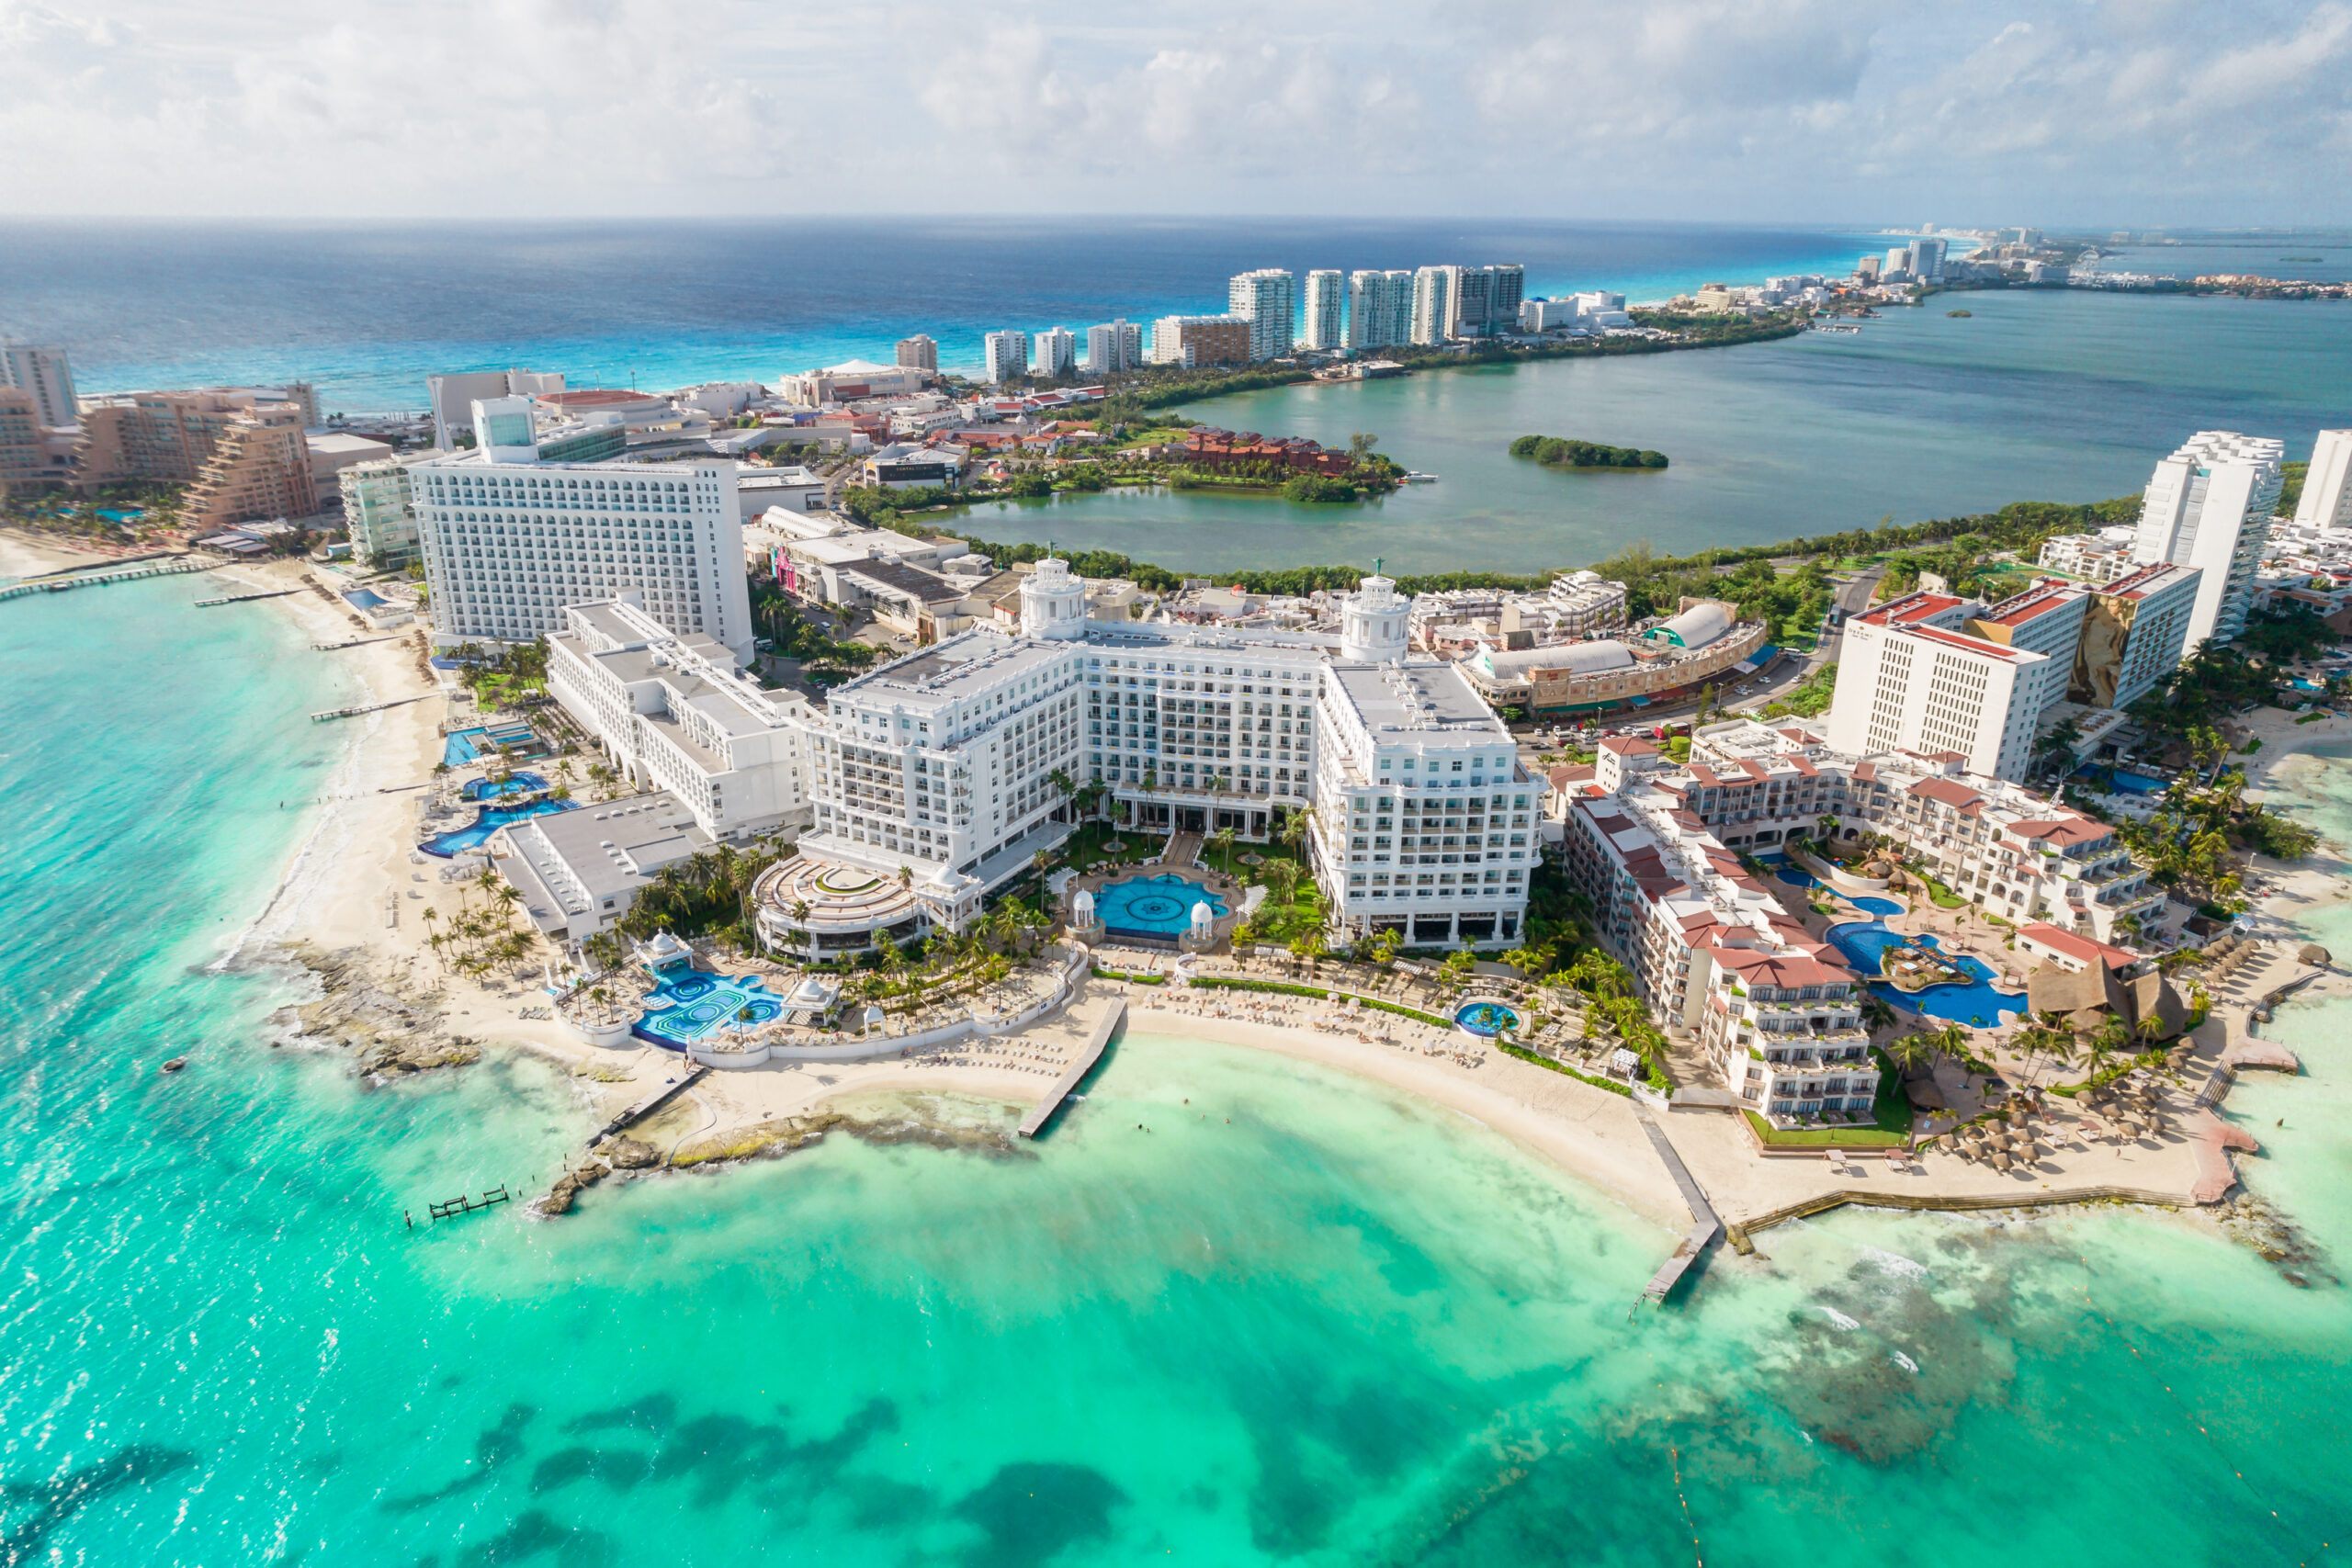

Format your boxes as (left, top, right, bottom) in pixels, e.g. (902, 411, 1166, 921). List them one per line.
(1149, 315, 1251, 369)
(1227, 269, 1295, 361)
(184, 403, 319, 527)
(1436, 264, 1523, 339)
(0, 343, 77, 430)
(1301, 271, 1344, 351)
(1346, 270, 1413, 349)
(1409, 267, 1451, 346)
(2037, 525, 2143, 584)
(425, 368, 564, 449)
(1957, 580, 2088, 721)
(339, 454, 428, 570)
(2132, 429, 2284, 649)
(895, 335, 939, 372)
(0, 389, 40, 495)
(1032, 327, 1076, 380)
(2295, 429, 2352, 530)
(75, 389, 283, 484)
(2071, 562, 2200, 710)
(1084, 320, 1142, 375)
(413, 397, 752, 657)
(546, 597, 814, 843)
(1911, 237, 1949, 282)
(981, 332, 1031, 385)
(1825, 591, 2059, 780)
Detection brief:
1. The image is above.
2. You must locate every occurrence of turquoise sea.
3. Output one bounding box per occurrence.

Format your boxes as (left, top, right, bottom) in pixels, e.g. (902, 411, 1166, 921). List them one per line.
(5, 581, 2350, 1564)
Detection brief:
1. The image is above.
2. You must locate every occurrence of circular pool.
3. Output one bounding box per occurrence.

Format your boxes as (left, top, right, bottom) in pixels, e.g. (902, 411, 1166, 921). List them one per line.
(1453, 1000, 1521, 1037)
(1096, 874, 1227, 936)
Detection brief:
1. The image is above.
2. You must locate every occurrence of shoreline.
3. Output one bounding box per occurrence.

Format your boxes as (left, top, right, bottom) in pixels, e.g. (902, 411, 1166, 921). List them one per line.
(222, 570, 2310, 1256)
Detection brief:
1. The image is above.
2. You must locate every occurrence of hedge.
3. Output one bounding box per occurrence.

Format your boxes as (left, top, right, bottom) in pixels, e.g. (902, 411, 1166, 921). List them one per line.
(1495, 1041, 1634, 1097)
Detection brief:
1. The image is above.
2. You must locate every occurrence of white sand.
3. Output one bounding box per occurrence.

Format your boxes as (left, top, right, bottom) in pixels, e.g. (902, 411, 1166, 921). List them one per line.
(0, 528, 111, 578)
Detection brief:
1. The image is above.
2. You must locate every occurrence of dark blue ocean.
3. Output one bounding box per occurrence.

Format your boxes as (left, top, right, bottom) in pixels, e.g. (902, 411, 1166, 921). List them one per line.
(0, 218, 1886, 411)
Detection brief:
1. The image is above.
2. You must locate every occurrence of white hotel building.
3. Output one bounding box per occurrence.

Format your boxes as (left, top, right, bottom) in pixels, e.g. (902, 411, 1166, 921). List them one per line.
(2132, 429, 2284, 651)
(414, 397, 754, 660)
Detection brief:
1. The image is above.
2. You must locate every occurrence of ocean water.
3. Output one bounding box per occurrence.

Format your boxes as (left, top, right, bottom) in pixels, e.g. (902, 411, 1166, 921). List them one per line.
(0, 218, 1886, 406)
(4, 582, 2350, 1564)
(977, 288, 2352, 572)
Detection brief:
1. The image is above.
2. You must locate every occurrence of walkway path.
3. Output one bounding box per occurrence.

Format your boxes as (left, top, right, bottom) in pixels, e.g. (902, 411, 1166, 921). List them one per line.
(1634, 1107, 1723, 1304)
(1162, 832, 1202, 868)
(1018, 996, 1125, 1137)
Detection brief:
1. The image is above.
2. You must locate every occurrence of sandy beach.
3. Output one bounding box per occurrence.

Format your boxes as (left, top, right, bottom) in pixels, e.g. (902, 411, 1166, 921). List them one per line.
(0, 527, 111, 578)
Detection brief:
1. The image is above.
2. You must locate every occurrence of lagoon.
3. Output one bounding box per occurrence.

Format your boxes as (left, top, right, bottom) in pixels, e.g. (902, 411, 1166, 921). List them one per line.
(962, 289, 2352, 573)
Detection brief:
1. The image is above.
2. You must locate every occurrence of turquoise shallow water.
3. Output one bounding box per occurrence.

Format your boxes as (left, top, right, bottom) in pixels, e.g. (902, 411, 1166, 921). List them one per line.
(4, 584, 2349, 1564)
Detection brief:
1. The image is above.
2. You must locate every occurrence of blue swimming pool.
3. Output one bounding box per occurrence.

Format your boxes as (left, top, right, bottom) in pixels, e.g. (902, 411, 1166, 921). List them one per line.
(1847, 896, 1905, 918)
(419, 797, 578, 857)
(1096, 874, 1227, 938)
(2078, 766, 2167, 795)
(443, 724, 544, 767)
(1826, 919, 2025, 1029)
(461, 771, 550, 801)
(1774, 865, 1817, 888)
(1454, 1000, 1521, 1037)
(635, 972, 786, 1048)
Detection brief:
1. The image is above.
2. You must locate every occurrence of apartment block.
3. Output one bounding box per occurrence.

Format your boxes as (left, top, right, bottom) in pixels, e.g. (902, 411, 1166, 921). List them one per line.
(1032, 327, 1076, 379)
(1149, 316, 1250, 369)
(1227, 269, 1295, 361)
(895, 335, 939, 372)
(1825, 591, 2057, 780)
(2296, 429, 2352, 530)
(1301, 271, 1344, 351)
(1346, 270, 1414, 349)
(0, 389, 41, 495)
(426, 368, 564, 449)
(2071, 562, 2200, 710)
(0, 344, 77, 430)
(339, 455, 428, 570)
(1084, 320, 1142, 374)
(1409, 267, 1451, 345)
(2132, 429, 2284, 649)
(184, 403, 319, 527)
(981, 332, 1031, 385)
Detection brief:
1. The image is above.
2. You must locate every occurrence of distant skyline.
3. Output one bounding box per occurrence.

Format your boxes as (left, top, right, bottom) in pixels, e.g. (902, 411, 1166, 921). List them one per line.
(4, 0, 2350, 226)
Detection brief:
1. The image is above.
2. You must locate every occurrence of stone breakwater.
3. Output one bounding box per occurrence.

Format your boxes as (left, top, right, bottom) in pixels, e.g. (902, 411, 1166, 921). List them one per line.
(266, 942, 481, 1077)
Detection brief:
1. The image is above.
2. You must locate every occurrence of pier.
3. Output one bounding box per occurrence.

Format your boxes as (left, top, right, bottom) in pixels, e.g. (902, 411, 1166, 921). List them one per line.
(197, 588, 301, 607)
(0, 556, 216, 604)
(591, 1066, 711, 1148)
(313, 635, 401, 650)
(426, 1186, 512, 1222)
(310, 694, 434, 723)
(1018, 998, 1124, 1137)
(1634, 1108, 1723, 1305)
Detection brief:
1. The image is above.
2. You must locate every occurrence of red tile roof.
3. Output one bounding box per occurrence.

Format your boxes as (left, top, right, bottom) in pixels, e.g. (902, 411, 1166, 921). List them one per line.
(2020, 922, 2138, 971)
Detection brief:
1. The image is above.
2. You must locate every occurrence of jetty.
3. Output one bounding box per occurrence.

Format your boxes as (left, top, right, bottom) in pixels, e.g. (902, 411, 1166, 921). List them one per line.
(1634, 1108, 1723, 1304)
(0, 556, 216, 604)
(1018, 998, 1124, 1137)
(197, 588, 301, 607)
(427, 1186, 512, 1222)
(313, 635, 401, 650)
(310, 693, 434, 723)
(590, 1065, 710, 1148)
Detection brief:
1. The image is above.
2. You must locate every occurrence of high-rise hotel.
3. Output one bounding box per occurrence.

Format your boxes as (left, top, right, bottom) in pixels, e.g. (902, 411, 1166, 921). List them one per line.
(413, 396, 753, 660)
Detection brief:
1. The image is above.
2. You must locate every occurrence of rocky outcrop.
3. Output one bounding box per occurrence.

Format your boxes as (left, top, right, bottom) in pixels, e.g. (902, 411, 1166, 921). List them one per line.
(267, 942, 479, 1077)
(540, 1160, 612, 1215)
(604, 1137, 660, 1170)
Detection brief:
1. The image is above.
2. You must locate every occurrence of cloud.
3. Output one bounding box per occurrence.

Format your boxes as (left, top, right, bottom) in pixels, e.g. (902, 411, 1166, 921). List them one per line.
(1, 0, 2350, 220)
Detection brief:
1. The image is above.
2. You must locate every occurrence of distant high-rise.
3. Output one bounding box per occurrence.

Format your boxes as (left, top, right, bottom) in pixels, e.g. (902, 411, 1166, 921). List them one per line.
(2132, 430, 2285, 650)
(1444, 266, 1492, 339)
(1149, 316, 1251, 369)
(981, 331, 1031, 385)
(426, 368, 564, 449)
(895, 334, 938, 372)
(0, 344, 77, 429)
(2296, 430, 2352, 530)
(1489, 265, 1525, 327)
(1227, 269, 1295, 361)
(1345, 271, 1413, 349)
(1301, 271, 1345, 351)
(1910, 237, 1948, 282)
(1883, 246, 1914, 280)
(1032, 327, 1076, 380)
(1084, 320, 1142, 375)
(1409, 267, 1451, 345)
(1855, 254, 1883, 283)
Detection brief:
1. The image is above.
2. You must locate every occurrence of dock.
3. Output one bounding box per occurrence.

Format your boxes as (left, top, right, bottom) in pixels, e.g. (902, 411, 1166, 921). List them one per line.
(427, 1186, 511, 1222)
(0, 556, 216, 604)
(590, 1065, 710, 1148)
(197, 588, 301, 607)
(310, 693, 434, 723)
(313, 635, 401, 650)
(1634, 1109, 1723, 1305)
(1018, 998, 1123, 1137)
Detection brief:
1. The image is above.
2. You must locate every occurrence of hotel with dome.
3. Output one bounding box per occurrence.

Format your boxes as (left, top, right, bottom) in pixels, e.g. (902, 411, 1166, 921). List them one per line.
(545, 552, 1535, 955)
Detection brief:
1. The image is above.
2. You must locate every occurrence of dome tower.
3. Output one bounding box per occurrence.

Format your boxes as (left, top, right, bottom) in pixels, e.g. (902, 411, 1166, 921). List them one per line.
(1020, 544, 1088, 640)
(1340, 558, 1409, 663)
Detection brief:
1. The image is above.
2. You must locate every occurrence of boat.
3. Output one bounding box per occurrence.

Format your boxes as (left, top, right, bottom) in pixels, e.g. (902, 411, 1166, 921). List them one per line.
(1403, 471, 1440, 483)
(161, 1057, 187, 1073)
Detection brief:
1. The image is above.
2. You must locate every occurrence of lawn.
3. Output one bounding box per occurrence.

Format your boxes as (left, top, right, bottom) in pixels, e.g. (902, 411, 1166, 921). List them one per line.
(1740, 1046, 1914, 1146)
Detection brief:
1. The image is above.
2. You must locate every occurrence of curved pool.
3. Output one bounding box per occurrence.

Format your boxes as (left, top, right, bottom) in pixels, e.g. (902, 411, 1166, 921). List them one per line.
(462, 771, 550, 801)
(1096, 874, 1227, 937)
(1453, 1000, 1521, 1037)
(636, 971, 786, 1047)
(1847, 896, 1905, 918)
(1826, 919, 2024, 1029)
(419, 797, 579, 857)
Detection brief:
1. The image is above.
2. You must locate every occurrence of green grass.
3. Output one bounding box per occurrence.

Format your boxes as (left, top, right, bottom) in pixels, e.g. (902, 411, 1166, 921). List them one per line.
(1740, 1045, 1914, 1145)
(1091, 964, 1165, 986)
(2298, 711, 2331, 725)
(1495, 1041, 1634, 1096)
(2239, 736, 2265, 754)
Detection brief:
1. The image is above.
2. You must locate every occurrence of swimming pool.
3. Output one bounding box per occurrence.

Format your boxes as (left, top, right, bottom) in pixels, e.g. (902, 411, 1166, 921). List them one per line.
(1846, 896, 1905, 918)
(1774, 865, 1817, 888)
(1095, 874, 1227, 938)
(2079, 766, 2167, 795)
(1453, 1000, 1521, 1037)
(443, 724, 544, 767)
(461, 771, 550, 801)
(419, 797, 578, 857)
(1826, 919, 2024, 1029)
(635, 972, 786, 1049)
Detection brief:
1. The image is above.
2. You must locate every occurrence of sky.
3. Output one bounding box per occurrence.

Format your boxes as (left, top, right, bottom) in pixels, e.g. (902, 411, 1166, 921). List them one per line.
(4, 0, 2350, 226)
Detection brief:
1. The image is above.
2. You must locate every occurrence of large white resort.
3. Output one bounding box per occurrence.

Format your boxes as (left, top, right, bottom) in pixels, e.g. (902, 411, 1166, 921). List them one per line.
(535, 552, 1537, 956)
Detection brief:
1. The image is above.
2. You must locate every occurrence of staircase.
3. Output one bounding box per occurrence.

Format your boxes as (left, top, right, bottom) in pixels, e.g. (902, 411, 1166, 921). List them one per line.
(1162, 831, 1202, 868)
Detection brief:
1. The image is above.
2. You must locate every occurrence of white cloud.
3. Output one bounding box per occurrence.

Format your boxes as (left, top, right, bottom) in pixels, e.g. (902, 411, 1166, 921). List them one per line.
(1, 0, 2349, 220)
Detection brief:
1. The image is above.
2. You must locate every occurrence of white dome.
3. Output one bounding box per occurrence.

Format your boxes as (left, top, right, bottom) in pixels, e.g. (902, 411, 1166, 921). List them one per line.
(1487, 641, 1633, 678)
(1073, 887, 1096, 920)
(1657, 602, 1733, 649)
(1191, 901, 1216, 929)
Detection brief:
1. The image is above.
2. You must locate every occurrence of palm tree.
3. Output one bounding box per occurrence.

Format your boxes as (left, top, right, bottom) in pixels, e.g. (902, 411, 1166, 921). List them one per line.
(1279, 806, 1314, 853)
(1210, 825, 1237, 875)
(1858, 992, 1898, 1034)
(1269, 860, 1302, 908)
(1883, 1032, 1932, 1077)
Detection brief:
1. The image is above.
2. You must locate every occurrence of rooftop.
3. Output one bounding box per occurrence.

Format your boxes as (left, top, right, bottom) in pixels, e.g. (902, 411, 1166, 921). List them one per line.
(1328, 660, 1504, 735)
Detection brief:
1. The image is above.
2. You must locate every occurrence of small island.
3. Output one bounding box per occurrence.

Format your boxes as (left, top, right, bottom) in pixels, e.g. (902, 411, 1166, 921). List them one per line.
(1509, 434, 1668, 470)
(1947, 308, 1973, 317)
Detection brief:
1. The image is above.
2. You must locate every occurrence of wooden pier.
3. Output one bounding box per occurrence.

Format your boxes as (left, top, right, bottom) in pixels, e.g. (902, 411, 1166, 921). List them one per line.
(197, 588, 301, 607)
(427, 1186, 512, 1222)
(1018, 998, 1124, 1138)
(0, 556, 216, 604)
(1634, 1109, 1723, 1305)
(313, 635, 401, 650)
(590, 1065, 710, 1148)
(310, 693, 434, 723)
